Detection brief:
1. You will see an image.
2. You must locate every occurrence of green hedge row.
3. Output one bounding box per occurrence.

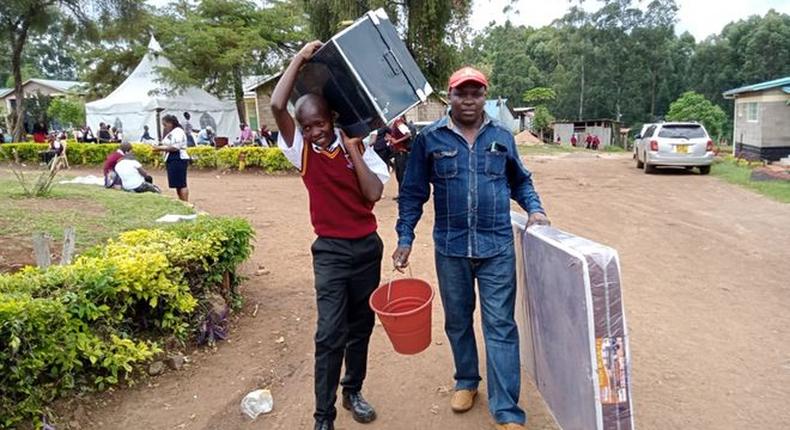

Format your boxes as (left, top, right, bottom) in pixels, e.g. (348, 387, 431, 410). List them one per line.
(0, 216, 253, 427)
(0, 142, 295, 172)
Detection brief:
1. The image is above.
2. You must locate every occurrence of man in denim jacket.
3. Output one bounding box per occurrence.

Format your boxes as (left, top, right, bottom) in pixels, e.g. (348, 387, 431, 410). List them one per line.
(393, 67, 549, 430)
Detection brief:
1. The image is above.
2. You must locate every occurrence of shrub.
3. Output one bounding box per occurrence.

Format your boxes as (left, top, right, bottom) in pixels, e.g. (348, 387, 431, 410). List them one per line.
(0, 143, 294, 172)
(0, 216, 253, 427)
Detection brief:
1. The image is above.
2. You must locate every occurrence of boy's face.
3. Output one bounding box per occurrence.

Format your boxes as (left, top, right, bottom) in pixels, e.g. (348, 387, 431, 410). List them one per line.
(296, 103, 334, 149)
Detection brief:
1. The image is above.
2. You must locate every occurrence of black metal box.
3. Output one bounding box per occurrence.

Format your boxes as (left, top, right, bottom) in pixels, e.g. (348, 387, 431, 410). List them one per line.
(292, 9, 433, 137)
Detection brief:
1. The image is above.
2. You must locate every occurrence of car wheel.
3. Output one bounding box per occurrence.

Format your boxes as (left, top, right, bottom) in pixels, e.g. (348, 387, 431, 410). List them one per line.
(642, 153, 655, 174)
(636, 153, 644, 168)
(699, 165, 711, 175)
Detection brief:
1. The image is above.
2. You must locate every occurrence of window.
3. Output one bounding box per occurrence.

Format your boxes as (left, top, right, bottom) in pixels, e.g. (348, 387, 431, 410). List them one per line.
(644, 125, 657, 138)
(657, 125, 707, 139)
(747, 102, 759, 122)
(737, 103, 744, 117)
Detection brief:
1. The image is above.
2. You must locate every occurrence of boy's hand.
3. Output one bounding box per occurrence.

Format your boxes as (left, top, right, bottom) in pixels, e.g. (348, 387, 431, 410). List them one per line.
(340, 129, 363, 155)
(298, 40, 323, 62)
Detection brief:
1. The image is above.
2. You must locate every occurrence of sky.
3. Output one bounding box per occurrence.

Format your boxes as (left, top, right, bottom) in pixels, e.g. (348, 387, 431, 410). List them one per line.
(469, 0, 790, 40)
(145, 0, 789, 41)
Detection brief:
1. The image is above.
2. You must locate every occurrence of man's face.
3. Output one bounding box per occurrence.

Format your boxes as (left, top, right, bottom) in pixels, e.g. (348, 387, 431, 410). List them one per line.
(449, 82, 487, 126)
(296, 104, 334, 148)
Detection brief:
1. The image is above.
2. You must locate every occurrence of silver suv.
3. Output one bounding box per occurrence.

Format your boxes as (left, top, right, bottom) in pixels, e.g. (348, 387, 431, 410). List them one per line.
(635, 122, 714, 174)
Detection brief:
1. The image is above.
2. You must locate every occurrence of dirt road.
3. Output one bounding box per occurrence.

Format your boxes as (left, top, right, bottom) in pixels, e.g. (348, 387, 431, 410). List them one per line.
(67, 153, 790, 430)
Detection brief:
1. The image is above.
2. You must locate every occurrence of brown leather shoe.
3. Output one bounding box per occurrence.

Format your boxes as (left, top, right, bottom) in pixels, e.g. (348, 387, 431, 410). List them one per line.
(494, 423, 526, 430)
(450, 389, 477, 413)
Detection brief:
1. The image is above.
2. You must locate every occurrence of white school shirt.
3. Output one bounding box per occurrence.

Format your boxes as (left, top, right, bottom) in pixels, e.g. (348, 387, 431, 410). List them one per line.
(162, 127, 190, 161)
(115, 159, 145, 190)
(277, 128, 390, 185)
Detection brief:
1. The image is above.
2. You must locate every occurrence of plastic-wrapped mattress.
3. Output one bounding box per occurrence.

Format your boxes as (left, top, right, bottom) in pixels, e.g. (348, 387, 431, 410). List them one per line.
(512, 212, 634, 430)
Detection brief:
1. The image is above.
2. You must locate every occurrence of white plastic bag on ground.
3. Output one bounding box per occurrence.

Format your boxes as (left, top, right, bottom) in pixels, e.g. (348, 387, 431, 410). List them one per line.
(241, 389, 274, 420)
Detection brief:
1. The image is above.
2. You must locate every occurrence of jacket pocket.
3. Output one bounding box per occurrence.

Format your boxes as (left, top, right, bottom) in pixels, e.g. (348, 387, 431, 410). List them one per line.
(484, 151, 506, 177)
(433, 149, 458, 179)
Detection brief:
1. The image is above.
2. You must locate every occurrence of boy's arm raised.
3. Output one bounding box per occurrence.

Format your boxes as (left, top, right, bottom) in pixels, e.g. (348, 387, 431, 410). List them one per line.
(270, 40, 323, 147)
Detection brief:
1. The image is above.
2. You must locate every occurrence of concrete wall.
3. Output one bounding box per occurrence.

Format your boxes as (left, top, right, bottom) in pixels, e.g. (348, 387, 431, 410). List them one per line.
(553, 123, 614, 146)
(733, 89, 790, 148)
(760, 101, 790, 148)
(408, 98, 447, 122)
(254, 82, 277, 130)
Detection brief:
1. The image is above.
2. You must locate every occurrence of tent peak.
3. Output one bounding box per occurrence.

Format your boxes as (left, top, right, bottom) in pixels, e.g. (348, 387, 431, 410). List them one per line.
(147, 36, 162, 54)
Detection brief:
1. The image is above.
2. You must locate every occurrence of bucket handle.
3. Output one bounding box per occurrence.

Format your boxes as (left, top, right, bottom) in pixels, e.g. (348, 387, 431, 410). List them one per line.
(386, 266, 413, 304)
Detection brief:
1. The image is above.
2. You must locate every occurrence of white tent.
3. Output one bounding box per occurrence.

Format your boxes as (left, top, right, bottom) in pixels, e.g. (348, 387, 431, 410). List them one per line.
(85, 36, 239, 142)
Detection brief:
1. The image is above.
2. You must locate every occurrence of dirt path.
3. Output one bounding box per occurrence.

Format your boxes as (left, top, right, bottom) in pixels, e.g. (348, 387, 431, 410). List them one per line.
(66, 154, 790, 430)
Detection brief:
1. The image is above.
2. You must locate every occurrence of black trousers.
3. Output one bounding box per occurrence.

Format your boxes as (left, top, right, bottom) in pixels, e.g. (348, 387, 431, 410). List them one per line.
(392, 151, 408, 190)
(311, 232, 383, 422)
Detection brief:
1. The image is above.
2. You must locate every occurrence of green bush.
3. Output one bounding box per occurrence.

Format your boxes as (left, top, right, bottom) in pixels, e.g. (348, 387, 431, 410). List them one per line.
(0, 216, 253, 427)
(0, 142, 294, 172)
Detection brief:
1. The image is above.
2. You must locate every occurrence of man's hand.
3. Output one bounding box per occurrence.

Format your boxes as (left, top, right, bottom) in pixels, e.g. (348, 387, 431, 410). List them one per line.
(297, 40, 323, 62)
(392, 245, 412, 272)
(527, 212, 550, 227)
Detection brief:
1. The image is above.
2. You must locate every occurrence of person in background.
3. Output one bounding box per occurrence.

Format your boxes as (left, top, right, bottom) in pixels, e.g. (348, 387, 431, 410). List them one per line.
(82, 125, 97, 143)
(585, 134, 593, 149)
(0, 128, 6, 144)
(115, 151, 160, 193)
(236, 123, 253, 146)
(153, 114, 190, 202)
(98, 124, 112, 143)
(388, 118, 414, 199)
(570, 133, 578, 147)
(140, 125, 154, 142)
(103, 142, 130, 188)
(371, 126, 393, 171)
(592, 134, 600, 150)
(196, 126, 215, 146)
(111, 127, 123, 143)
(259, 123, 275, 147)
(183, 112, 196, 147)
(32, 120, 48, 143)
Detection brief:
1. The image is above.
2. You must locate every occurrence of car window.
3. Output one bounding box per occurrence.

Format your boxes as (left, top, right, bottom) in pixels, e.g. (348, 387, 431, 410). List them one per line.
(644, 125, 656, 138)
(658, 125, 706, 139)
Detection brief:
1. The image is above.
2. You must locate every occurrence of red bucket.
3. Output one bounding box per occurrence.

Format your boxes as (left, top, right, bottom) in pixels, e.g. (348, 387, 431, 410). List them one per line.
(369, 278, 434, 355)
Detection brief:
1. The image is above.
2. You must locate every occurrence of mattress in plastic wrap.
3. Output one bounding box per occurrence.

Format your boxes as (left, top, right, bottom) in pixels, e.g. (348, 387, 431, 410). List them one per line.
(511, 212, 634, 430)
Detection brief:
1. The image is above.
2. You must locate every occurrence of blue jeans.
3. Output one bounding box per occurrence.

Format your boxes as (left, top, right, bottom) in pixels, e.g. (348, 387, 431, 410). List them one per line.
(434, 245, 525, 425)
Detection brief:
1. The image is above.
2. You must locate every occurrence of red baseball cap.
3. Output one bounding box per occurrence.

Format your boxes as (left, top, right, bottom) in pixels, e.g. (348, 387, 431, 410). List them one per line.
(448, 67, 488, 90)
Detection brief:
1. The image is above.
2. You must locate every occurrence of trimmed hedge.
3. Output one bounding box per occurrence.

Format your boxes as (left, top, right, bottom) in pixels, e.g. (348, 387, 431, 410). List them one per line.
(0, 142, 294, 172)
(0, 216, 253, 427)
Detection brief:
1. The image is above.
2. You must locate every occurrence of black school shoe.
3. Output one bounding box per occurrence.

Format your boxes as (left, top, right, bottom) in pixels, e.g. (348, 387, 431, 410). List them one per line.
(314, 419, 334, 430)
(342, 391, 377, 423)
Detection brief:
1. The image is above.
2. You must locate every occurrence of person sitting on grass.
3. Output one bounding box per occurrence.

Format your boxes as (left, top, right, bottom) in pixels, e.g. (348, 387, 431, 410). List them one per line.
(270, 40, 390, 430)
(98, 124, 112, 143)
(103, 142, 131, 188)
(197, 126, 215, 146)
(114, 151, 160, 194)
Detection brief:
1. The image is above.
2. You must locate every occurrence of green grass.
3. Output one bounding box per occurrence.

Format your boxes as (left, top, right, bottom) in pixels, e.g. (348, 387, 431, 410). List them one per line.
(711, 158, 790, 203)
(517, 144, 627, 156)
(0, 175, 195, 250)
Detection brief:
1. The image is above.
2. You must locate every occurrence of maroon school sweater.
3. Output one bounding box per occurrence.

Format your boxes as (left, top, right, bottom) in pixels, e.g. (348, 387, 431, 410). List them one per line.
(300, 143, 377, 239)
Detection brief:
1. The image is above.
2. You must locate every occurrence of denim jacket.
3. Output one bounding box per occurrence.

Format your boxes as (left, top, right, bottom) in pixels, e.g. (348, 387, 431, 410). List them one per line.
(396, 115, 545, 258)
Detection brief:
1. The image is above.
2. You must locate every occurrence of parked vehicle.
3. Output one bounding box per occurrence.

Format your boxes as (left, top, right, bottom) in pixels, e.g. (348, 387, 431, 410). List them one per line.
(634, 122, 715, 174)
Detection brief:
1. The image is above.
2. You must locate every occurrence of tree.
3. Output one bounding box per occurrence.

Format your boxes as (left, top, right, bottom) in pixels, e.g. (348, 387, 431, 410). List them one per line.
(300, 0, 473, 88)
(522, 87, 556, 106)
(531, 106, 554, 142)
(523, 86, 556, 141)
(0, 0, 143, 141)
(155, 0, 306, 122)
(666, 91, 727, 139)
(47, 96, 85, 129)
